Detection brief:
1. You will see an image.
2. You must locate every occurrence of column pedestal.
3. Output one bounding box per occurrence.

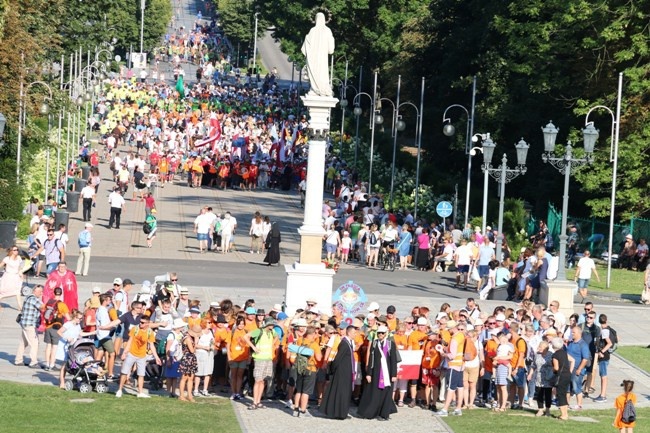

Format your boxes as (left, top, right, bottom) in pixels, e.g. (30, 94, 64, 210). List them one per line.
(540, 279, 575, 318)
(284, 93, 338, 314)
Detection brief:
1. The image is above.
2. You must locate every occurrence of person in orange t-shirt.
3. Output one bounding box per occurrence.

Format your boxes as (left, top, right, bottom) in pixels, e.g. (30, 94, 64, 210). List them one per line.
(227, 316, 250, 399)
(421, 331, 442, 410)
(212, 315, 231, 389)
(115, 316, 159, 398)
(291, 327, 322, 416)
(244, 307, 258, 332)
(392, 323, 410, 406)
(406, 317, 429, 408)
(614, 380, 636, 431)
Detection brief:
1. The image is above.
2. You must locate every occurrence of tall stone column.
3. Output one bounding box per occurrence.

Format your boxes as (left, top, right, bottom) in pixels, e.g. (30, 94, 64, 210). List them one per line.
(285, 94, 338, 314)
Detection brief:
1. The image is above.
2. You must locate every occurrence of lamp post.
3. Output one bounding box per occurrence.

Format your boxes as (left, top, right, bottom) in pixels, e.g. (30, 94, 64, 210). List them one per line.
(352, 70, 379, 195)
(140, 0, 146, 54)
(252, 12, 260, 74)
(481, 138, 529, 261)
(472, 133, 496, 234)
(17, 79, 53, 184)
(584, 73, 623, 288)
(541, 121, 596, 281)
(337, 60, 349, 157)
(442, 76, 477, 228)
(353, 66, 363, 168)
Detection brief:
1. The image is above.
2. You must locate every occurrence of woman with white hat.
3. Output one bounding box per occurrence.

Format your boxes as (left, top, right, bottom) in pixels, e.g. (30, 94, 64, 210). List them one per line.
(165, 318, 186, 398)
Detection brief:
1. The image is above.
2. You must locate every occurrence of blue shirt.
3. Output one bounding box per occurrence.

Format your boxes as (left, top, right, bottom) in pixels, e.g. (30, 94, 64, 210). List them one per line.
(566, 338, 591, 373)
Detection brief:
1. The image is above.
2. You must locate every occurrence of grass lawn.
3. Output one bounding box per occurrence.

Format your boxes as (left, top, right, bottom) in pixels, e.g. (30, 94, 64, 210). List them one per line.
(0, 380, 241, 433)
(616, 346, 650, 372)
(445, 407, 649, 432)
(566, 265, 644, 296)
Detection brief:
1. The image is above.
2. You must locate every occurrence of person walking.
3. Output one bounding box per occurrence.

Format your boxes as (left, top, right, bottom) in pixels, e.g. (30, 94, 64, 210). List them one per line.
(75, 223, 93, 276)
(574, 250, 600, 302)
(614, 380, 636, 432)
(263, 221, 281, 266)
(145, 209, 158, 248)
(15, 284, 44, 367)
(0, 245, 25, 310)
(108, 186, 126, 229)
(80, 180, 96, 222)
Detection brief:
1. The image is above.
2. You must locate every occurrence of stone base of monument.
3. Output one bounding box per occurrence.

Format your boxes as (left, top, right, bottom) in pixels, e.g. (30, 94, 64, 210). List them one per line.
(285, 262, 335, 315)
(539, 279, 575, 317)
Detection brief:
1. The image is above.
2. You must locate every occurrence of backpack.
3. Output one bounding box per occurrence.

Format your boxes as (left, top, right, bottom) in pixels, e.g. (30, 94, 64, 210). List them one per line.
(622, 395, 636, 423)
(463, 339, 477, 362)
(44, 299, 63, 327)
(143, 221, 152, 234)
(369, 232, 377, 245)
(607, 327, 619, 353)
(294, 346, 310, 375)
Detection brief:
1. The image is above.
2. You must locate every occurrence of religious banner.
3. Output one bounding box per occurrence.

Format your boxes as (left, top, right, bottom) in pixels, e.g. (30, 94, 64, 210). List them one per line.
(396, 350, 423, 380)
(332, 280, 367, 324)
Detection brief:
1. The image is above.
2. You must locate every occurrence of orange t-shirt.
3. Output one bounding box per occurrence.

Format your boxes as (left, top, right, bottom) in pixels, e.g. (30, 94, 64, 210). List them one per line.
(244, 319, 258, 333)
(214, 327, 231, 351)
(484, 338, 498, 373)
(394, 333, 408, 350)
(387, 318, 398, 332)
(187, 316, 202, 328)
(45, 300, 69, 329)
(614, 393, 637, 428)
(407, 330, 427, 350)
(128, 327, 155, 358)
(353, 332, 365, 363)
(422, 340, 442, 369)
(228, 328, 250, 362)
(305, 340, 322, 372)
(510, 336, 527, 369)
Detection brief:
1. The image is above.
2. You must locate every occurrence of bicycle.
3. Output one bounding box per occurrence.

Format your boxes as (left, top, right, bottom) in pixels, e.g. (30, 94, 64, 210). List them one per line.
(378, 245, 397, 272)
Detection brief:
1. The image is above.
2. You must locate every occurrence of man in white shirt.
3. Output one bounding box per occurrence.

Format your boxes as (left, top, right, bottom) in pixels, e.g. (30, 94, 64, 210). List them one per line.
(454, 239, 474, 288)
(80, 181, 96, 222)
(95, 293, 117, 380)
(575, 250, 600, 301)
(205, 207, 218, 251)
(108, 187, 126, 229)
(193, 207, 212, 253)
(220, 212, 236, 253)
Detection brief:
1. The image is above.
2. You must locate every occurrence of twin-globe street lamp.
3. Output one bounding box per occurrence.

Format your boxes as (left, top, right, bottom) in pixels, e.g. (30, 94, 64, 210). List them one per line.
(541, 121, 597, 281)
(476, 135, 530, 261)
(17, 80, 53, 185)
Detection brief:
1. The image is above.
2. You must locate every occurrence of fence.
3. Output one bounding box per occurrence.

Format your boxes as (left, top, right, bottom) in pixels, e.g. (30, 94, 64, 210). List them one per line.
(527, 203, 650, 257)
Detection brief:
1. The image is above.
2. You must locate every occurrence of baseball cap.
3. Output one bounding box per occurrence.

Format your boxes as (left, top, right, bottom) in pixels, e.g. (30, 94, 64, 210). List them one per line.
(436, 312, 448, 321)
(474, 318, 484, 326)
(377, 325, 389, 333)
(189, 307, 200, 314)
(271, 303, 282, 313)
(113, 278, 123, 285)
(386, 305, 396, 314)
(495, 313, 506, 322)
(92, 287, 102, 294)
(367, 302, 379, 311)
(179, 287, 189, 294)
(245, 307, 256, 315)
(417, 317, 428, 325)
(277, 312, 288, 320)
(84, 223, 93, 228)
(367, 313, 376, 320)
(446, 320, 458, 329)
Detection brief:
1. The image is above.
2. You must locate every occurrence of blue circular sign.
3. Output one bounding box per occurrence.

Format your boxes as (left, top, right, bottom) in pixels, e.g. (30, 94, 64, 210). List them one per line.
(436, 201, 453, 218)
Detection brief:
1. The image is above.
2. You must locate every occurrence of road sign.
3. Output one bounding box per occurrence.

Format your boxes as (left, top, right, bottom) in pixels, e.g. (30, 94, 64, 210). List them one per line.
(436, 201, 453, 218)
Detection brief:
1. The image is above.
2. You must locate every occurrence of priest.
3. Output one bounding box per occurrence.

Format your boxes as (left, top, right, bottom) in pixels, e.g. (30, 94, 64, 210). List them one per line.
(319, 318, 362, 419)
(356, 324, 398, 421)
(44, 261, 78, 311)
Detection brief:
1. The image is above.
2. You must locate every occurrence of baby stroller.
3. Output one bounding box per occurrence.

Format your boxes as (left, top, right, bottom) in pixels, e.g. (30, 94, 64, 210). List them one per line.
(63, 338, 108, 393)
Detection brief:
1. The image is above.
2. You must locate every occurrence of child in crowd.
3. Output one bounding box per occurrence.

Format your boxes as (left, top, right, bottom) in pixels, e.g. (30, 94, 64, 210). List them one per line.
(340, 231, 352, 264)
(614, 380, 636, 432)
(494, 332, 513, 411)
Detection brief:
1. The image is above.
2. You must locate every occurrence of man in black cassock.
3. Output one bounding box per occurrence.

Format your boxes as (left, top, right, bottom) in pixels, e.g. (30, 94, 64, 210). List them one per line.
(356, 325, 398, 421)
(319, 320, 359, 419)
(263, 221, 281, 265)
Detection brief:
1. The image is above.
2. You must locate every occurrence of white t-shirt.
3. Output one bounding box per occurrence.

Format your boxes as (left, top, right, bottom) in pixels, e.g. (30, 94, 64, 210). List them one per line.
(455, 245, 473, 266)
(96, 306, 111, 339)
(577, 256, 596, 279)
(194, 213, 213, 234)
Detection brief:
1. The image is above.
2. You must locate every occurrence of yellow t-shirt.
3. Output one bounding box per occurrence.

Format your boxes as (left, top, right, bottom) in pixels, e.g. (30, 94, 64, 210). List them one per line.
(128, 326, 155, 358)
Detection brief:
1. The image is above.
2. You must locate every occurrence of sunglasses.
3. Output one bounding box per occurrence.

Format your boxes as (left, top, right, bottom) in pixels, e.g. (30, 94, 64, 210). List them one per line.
(47, 233, 54, 236)
(377, 332, 386, 335)
(405, 322, 413, 324)
(584, 308, 592, 312)
(307, 303, 315, 307)
(487, 322, 497, 325)
(113, 284, 121, 286)
(171, 279, 178, 282)
(11, 248, 18, 251)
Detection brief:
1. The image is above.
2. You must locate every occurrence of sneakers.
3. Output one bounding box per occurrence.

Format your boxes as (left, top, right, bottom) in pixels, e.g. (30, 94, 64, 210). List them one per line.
(200, 390, 210, 396)
(192, 391, 200, 397)
(570, 404, 582, 411)
(436, 409, 448, 417)
(594, 396, 608, 403)
(452, 409, 463, 416)
(284, 399, 294, 409)
(137, 393, 151, 398)
(115, 390, 122, 398)
(230, 394, 237, 400)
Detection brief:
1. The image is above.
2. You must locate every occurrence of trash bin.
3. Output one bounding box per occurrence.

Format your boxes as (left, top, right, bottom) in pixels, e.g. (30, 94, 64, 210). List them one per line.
(43, 205, 54, 217)
(74, 178, 87, 192)
(54, 210, 69, 228)
(0, 220, 17, 249)
(65, 191, 80, 213)
(81, 165, 90, 180)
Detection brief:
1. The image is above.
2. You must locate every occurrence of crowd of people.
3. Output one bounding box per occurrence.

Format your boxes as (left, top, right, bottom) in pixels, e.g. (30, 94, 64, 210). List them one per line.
(8, 269, 636, 427)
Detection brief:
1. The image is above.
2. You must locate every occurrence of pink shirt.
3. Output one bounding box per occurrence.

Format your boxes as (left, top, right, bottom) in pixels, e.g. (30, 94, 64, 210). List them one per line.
(417, 233, 430, 249)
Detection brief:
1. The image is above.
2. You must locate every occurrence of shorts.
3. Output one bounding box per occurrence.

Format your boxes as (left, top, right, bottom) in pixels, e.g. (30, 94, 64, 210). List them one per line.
(509, 367, 526, 387)
(295, 371, 316, 396)
(463, 366, 480, 384)
(44, 327, 61, 345)
(457, 265, 470, 274)
(577, 278, 590, 289)
(253, 359, 274, 382)
(422, 368, 441, 386)
(571, 370, 586, 395)
(446, 368, 464, 391)
(478, 265, 489, 277)
(341, 248, 350, 255)
(197, 233, 209, 241)
(285, 366, 298, 387)
(229, 360, 249, 369)
(598, 359, 609, 377)
(97, 337, 115, 354)
(121, 352, 147, 376)
(316, 368, 327, 382)
(325, 243, 337, 254)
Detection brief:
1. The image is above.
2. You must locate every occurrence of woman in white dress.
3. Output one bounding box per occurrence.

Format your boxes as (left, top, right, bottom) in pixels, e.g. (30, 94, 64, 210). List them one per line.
(0, 246, 24, 309)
